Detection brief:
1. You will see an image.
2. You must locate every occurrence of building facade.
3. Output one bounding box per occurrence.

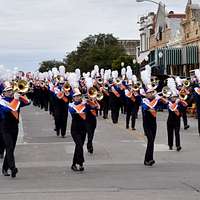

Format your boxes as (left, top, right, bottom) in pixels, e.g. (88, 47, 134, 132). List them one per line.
(118, 39, 140, 58)
(137, 12, 155, 64)
(137, 0, 200, 77)
(181, 0, 200, 76)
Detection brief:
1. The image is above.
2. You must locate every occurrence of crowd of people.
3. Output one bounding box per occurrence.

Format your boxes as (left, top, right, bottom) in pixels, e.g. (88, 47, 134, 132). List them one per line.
(1, 64, 200, 178)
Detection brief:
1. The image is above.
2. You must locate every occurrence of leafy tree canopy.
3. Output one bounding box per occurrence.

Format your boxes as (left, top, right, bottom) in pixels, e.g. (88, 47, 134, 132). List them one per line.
(38, 60, 66, 73)
(63, 33, 126, 72)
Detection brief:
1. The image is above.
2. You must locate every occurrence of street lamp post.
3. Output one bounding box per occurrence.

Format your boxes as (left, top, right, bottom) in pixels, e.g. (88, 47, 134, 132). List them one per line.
(136, 0, 160, 5)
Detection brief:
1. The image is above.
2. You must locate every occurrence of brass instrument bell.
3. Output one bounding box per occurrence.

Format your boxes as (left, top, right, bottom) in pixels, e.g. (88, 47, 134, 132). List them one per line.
(132, 81, 142, 91)
(115, 78, 122, 85)
(88, 87, 98, 98)
(97, 78, 103, 85)
(63, 81, 71, 92)
(13, 80, 29, 93)
(96, 92, 104, 101)
(179, 92, 188, 101)
(161, 86, 172, 98)
(183, 79, 190, 88)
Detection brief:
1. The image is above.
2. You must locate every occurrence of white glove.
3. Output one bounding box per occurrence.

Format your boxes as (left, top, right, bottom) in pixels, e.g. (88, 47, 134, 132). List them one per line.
(14, 92, 21, 100)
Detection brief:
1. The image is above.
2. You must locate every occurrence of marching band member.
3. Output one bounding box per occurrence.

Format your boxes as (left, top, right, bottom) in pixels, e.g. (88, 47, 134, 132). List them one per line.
(85, 78, 100, 154)
(176, 77, 190, 130)
(166, 78, 187, 151)
(53, 78, 72, 137)
(193, 69, 200, 136)
(69, 88, 87, 171)
(141, 65, 161, 166)
(125, 80, 141, 130)
(101, 71, 110, 119)
(0, 81, 30, 178)
(0, 83, 5, 159)
(110, 71, 122, 124)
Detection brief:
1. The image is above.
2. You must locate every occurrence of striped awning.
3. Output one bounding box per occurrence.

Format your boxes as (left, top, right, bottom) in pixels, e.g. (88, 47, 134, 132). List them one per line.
(183, 46, 199, 65)
(154, 46, 199, 66)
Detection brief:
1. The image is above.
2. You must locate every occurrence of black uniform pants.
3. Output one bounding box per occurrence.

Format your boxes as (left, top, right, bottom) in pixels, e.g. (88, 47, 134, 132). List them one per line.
(144, 124, 157, 162)
(86, 119, 97, 150)
(1, 126, 18, 171)
(167, 121, 181, 148)
(111, 104, 120, 124)
(71, 130, 86, 166)
(0, 132, 5, 155)
(198, 116, 200, 135)
(103, 97, 109, 119)
(181, 110, 188, 127)
(126, 109, 136, 129)
(55, 113, 68, 136)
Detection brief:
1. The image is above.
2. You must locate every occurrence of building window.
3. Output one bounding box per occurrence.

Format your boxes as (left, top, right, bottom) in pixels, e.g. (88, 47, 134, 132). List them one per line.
(196, 29, 198, 35)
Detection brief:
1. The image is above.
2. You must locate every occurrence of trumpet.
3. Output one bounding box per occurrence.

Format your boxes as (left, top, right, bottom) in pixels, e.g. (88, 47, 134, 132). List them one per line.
(13, 80, 29, 94)
(63, 81, 71, 92)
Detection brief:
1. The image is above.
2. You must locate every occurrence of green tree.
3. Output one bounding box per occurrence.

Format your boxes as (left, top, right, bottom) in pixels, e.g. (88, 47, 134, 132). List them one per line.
(112, 55, 135, 71)
(63, 33, 126, 72)
(112, 55, 140, 77)
(38, 60, 66, 72)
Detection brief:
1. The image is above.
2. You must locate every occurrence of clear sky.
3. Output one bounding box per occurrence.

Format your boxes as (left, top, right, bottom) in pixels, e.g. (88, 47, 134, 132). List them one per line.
(0, 0, 196, 71)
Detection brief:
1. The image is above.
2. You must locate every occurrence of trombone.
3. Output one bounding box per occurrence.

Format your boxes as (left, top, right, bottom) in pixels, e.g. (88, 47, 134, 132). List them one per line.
(87, 87, 104, 101)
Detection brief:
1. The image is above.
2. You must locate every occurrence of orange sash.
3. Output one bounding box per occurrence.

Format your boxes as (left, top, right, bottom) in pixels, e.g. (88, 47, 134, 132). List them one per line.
(73, 104, 86, 120)
(169, 102, 180, 116)
(112, 87, 120, 98)
(8, 99, 20, 111)
(11, 111, 19, 120)
(143, 98, 158, 118)
(149, 109, 157, 118)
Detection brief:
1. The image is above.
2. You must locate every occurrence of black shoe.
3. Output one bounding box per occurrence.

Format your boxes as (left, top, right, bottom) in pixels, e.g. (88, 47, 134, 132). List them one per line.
(11, 168, 18, 178)
(144, 160, 155, 166)
(0, 154, 4, 159)
(56, 131, 60, 136)
(79, 166, 84, 171)
(184, 125, 190, 130)
(88, 148, 93, 154)
(169, 146, 173, 150)
(132, 128, 136, 131)
(149, 160, 155, 166)
(177, 146, 182, 152)
(61, 135, 66, 138)
(103, 116, 108, 119)
(2, 169, 10, 176)
(71, 165, 79, 171)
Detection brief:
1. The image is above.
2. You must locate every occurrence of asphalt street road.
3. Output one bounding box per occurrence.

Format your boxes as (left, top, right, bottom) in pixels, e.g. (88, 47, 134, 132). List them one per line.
(0, 105, 200, 200)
